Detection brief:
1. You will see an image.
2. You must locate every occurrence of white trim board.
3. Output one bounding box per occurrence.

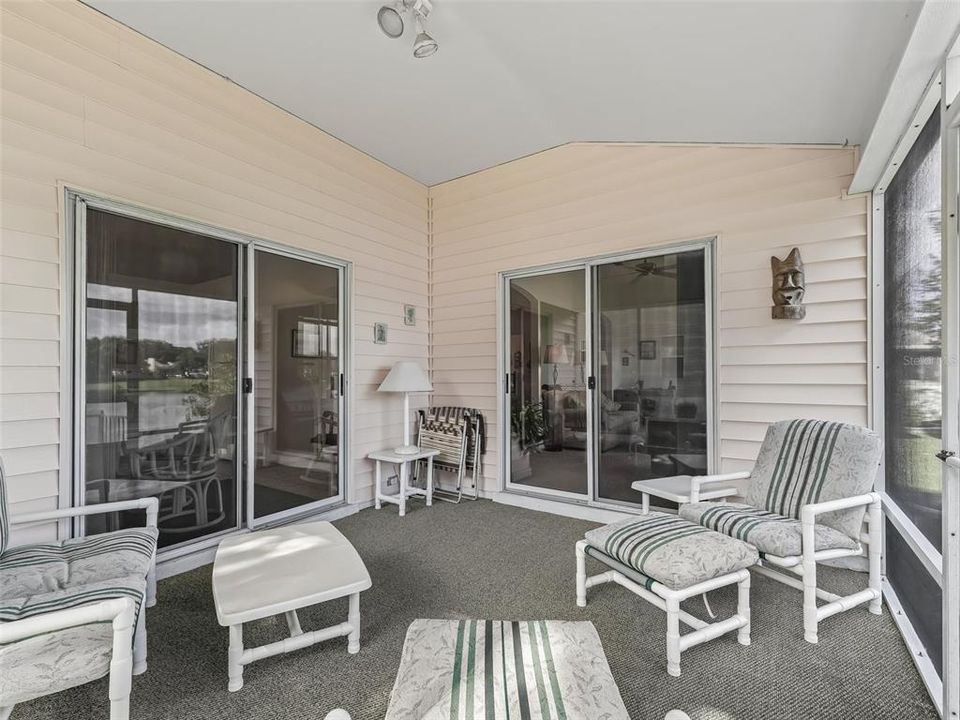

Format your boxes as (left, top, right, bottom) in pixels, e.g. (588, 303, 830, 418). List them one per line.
(851, 2, 960, 194)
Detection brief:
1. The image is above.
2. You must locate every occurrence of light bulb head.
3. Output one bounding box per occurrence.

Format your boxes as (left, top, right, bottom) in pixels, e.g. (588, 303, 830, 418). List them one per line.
(377, 4, 404, 38)
(412, 17, 438, 58)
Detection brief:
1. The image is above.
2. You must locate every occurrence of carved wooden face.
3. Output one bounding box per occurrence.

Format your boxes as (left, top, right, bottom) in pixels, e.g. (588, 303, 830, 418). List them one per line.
(771, 249, 804, 306)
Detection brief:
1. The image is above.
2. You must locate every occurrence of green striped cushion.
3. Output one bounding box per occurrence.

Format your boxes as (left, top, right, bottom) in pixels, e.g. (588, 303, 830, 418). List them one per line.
(680, 502, 859, 557)
(746, 419, 882, 538)
(0, 528, 157, 604)
(0, 575, 145, 624)
(584, 513, 758, 590)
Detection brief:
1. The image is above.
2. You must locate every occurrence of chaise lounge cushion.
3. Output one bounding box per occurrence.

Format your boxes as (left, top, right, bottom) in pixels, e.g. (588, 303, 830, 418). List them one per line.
(0, 527, 157, 609)
(584, 513, 758, 590)
(679, 502, 859, 557)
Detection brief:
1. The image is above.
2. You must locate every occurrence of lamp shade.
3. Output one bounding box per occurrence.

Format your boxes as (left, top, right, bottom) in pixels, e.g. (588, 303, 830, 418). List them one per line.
(542, 345, 569, 365)
(377, 361, 433, 393)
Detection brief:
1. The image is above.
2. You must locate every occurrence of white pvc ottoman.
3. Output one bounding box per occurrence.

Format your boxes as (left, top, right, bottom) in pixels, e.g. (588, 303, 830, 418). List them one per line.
(576, 512, 758, 677)
(212, 521, 372, 691)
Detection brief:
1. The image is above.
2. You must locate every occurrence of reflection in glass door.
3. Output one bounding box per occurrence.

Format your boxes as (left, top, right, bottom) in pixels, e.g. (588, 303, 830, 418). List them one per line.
(595, 249, 708, 506)
(507, 270, 589, 497)
(82, 207, 240, 550)
(251, 250, 343, 521)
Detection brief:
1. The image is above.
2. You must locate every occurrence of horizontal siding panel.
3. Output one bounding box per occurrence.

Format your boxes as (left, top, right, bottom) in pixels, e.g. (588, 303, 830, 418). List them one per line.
(721, 342, 866, 365)
(4, 470, 59, 504)
(1, 443, 59, 476)
(0, 366, 59, 394)
(0, 392, 60, 422)
(0, 283, 59, 315)
(0, 227, 60, 263)
(0, 256, 59, 289)
(722, 363, 867, 385)
(0, 311, 59, 339)
(0, 418, 59, 449)
(720, 300, 866, 329)
(0, 339, 60, 366)
(720, 383, 866, 406)
(721, 278, 866, 311)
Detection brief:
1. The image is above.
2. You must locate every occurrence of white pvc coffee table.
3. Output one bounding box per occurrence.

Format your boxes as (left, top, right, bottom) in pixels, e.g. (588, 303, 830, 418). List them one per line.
(212, 521, 372, 691)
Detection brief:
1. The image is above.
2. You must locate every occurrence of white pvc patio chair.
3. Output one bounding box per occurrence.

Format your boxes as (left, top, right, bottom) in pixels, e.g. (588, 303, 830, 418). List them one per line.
(678, 419, 883, 643)
(0, 458, 159, 719)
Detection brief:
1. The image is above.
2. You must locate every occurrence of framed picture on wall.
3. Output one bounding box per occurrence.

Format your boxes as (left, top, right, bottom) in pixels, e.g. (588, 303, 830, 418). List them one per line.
(292, 321, 321, 358)
(639, 340, 657, 359)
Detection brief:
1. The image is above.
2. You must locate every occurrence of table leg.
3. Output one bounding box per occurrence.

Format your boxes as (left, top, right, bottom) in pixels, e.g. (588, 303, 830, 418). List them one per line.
(228, 624, 244, 692)
(285, 610, 303, 637)
(426, 456, 434, 507)
(399, 461, 408, 517)
(347, 592, 360, 654)
(374, 460, 382, 510)
(641, 492, 650, 515)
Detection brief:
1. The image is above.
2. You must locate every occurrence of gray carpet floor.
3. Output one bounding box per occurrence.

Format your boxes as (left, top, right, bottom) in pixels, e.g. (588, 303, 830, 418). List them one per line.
(18, 500, 938, 720)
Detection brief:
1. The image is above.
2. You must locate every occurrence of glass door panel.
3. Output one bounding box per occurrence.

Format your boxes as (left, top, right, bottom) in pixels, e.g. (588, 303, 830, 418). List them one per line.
(883, 105, 944, 674)
(595, 249, 708, 505)
(83, 208, 240, 549)
(252, 250, 342, 520)
(507, 270, 588, 496)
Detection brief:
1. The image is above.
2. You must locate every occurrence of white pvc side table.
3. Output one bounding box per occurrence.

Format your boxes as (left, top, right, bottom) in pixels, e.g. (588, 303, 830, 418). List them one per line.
(630, 475, 737, 514)
(368, 448, 439, 517)
(212, 521, 371, 692)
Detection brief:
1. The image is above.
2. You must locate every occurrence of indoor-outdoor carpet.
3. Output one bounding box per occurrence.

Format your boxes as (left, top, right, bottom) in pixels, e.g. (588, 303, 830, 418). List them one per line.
(15, 500, 939, 720)
(385, 619, 629, 719)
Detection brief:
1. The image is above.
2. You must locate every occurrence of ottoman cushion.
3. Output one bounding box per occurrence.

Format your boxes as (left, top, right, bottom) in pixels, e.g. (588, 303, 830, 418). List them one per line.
(584, 513, 758, 590)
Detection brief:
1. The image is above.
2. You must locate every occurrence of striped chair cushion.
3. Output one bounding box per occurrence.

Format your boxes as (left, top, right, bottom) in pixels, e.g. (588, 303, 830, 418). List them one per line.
(679, 502, 859, 558)
(584, 513, 758, 590)
(746, 419, 882, 539)
(0, 527, 157, 605)
(0, 575, 146, 623)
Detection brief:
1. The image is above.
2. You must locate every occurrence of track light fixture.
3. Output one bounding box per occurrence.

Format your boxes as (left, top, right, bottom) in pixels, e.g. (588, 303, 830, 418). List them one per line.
(376, 0, 438, 58)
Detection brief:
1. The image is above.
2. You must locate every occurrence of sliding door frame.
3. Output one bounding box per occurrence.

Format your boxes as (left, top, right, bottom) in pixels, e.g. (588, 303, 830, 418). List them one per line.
(500, 261, 593, 502)
(244, 243, 349, 530)
(67, 189, 352, 560)
(497, 237, 718, 512)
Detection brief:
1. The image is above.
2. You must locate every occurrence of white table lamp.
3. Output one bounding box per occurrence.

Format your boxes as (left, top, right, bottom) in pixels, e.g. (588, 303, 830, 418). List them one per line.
(377, 361, 433, 455)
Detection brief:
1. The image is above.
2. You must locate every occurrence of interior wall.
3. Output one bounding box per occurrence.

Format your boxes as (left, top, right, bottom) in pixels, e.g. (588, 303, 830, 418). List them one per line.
(428, 143, 870, 494)
(0, 0, 428, 541)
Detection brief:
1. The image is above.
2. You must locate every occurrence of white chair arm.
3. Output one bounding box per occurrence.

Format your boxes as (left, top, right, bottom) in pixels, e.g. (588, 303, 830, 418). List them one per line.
(12, 497, 159, 529)
(799, 492, 879, 524)
(689, 471, 750, 502)
(0, 597, 135, 645)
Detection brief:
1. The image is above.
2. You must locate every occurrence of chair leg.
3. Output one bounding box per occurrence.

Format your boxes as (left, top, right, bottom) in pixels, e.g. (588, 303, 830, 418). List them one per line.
(801, 518, 819, 644)
(109, 604, 135, 720)
(228, 624, 244, 692)
(347, 593, 361, 654)
(868, 497, 883, 615)
(576, 541, 587, 607)
(665, 597, 681, 677)
(133, 607, 147, 675)
(737, 571, 751, 646)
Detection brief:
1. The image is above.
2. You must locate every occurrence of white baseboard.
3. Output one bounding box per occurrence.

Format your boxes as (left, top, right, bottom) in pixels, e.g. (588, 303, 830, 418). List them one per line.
(491, 491, 635, 525)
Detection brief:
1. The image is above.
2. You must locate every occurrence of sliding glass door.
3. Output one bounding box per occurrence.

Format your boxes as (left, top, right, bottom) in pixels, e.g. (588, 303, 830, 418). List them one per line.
(249, 249, 344, 523)
(594, 249, 709, 505)
(75, 194, 348, 552)
(506, 269, 589, 498)
(81, 206, 241, 549)
(502, 242, 713, 507)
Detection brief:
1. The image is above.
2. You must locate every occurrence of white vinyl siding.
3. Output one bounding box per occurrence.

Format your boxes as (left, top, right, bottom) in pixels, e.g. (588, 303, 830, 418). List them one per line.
(0, 0, 428, 539)
(428, 144, 869, 491)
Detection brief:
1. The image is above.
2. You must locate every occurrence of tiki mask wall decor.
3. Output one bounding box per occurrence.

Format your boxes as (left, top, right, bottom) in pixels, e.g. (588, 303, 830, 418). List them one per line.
(771, 247, 806, 319)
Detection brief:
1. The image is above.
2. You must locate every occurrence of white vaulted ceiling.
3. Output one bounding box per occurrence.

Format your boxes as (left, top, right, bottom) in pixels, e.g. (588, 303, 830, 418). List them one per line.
(86, 0, 921, 185)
